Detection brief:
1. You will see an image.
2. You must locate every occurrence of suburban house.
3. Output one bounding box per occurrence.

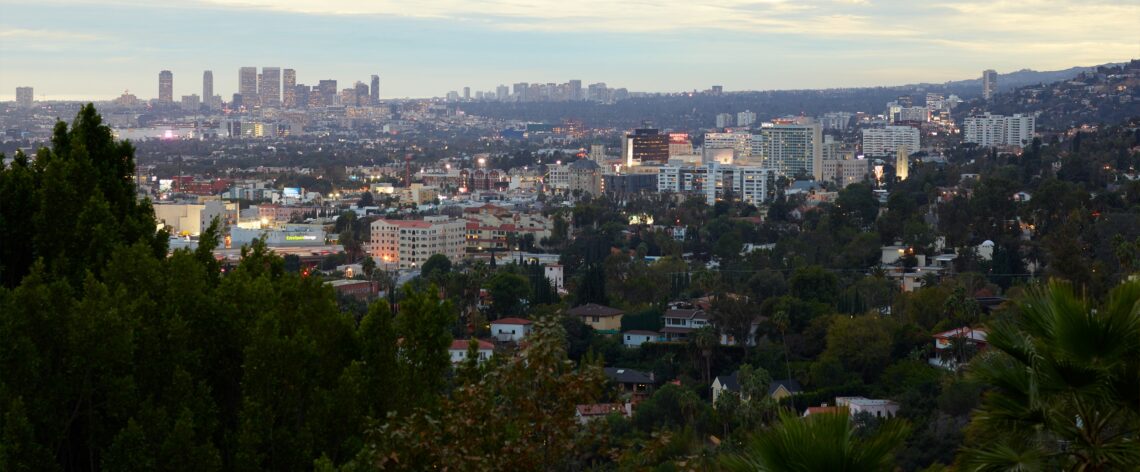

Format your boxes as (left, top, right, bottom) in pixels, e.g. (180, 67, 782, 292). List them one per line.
(711, 371, 803, 404)
(567, 303, 624, 334)
(660, 306, 711, 342)
(448, 339, 494, 364)
(930, 327, 988, 370)
(490, 317, 533, 342)
(604, 367, 655, 399)
(574, 403, 632, 424)
(622, 330, 660, 347)
(836, 397, 900, 418)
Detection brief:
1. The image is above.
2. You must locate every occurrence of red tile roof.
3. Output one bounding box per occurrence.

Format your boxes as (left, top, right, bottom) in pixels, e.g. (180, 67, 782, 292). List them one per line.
(450, 339, 494, 350)
(493, 317, 532, 325)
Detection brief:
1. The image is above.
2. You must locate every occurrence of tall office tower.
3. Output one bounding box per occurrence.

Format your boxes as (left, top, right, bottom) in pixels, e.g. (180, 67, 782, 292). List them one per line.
(282, 69, 297, 108)
(259, 67, 281, 107)
(496, 84, 509, 101)
(896, 146, 909, 181)
(621, 129, 670, 167)
(239, 67, 258, 107)
(463, 86, 470, 100)
(354, 82, 369, 106)
(512, 82, 528, 102)
(158, 70, 173, 103)
(982, 69, 997, 100)
(202, 71, 213, 109)
(370, 74, 380, 103)
(317, 80, 337, 107)
(15, 87, 33, 109)
(568, 79, 582, 101)
(756, 122, 823, 180)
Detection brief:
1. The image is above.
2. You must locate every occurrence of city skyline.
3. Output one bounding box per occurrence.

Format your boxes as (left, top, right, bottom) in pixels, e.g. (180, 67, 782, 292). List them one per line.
(1, 0, 1138, 100)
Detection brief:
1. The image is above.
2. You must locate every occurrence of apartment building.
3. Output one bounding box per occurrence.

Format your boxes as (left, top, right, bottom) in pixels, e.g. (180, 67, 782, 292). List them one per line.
(369, 216, 466, 269)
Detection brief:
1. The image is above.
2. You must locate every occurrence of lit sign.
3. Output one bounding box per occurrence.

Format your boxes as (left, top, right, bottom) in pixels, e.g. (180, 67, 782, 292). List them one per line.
(285, 235, 318, 241)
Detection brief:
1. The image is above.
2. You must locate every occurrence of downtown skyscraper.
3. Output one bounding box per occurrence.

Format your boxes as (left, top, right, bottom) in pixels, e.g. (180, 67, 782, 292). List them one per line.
(282, 69, 297, 108)
(158, 70, 173, 103)
(259, 67, 281, 108)
(370, 74, 380, 104)
(202, 70, 213, 109)
(239, 67, 258, 108)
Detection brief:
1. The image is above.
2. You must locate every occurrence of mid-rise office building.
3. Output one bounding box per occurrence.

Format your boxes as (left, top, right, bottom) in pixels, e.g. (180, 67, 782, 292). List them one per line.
(755, 122, 823, 179)
(496, 84, 510, 101)
(158, 70, 173, 103)
(317, 80, 337, 107)
(982, 69, 998, 100)
(259, 67, 281, 107)
(15, 87, 33, 109)
(704, 132, 753, 161)
(180, 94, 200, 112)
(568, 159, 603, 197)
(821, 157, 870, 188)
(370, 74, 380, 103)
(819, 112, 853, 130)
(963, 113, 1035, 147)
(862, 125, 920, 158)
(202, 71, 213, 109)
(622, 128, 670, 166)
(354, 82, 369, 106)
(369, 216, 466, 269)
(239, 67, 258, 107)
(668, 133, 693, 157)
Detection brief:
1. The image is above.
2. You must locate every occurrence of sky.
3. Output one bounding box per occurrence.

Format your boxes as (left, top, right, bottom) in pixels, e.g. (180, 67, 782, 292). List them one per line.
(1, 0, 1138, 100)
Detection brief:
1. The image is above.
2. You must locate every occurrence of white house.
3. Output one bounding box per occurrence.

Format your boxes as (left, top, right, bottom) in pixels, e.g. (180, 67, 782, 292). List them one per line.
(835, 397, 900, 418)
(490, 317, 533, 342)
(622, 330, 659, 348)
(448, 339, 494, 364)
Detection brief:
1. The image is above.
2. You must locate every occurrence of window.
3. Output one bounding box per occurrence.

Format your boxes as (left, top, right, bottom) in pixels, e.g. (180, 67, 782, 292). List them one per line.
(591, 316, 599, 323)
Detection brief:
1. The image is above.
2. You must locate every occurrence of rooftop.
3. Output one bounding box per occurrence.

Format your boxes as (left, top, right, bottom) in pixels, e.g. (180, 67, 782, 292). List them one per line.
(567, 303, 624, 317)
(493, 317, 533, 326)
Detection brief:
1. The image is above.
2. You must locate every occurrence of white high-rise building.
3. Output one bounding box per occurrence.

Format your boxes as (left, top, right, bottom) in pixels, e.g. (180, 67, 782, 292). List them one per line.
(715, 113, 734, 128)
(982, 69, 998, 100)
(369, 216, 466, 269)
(755, 122, 823, 180)
(963, 113, 1036, 147)
(736, 110, 757, 128)
(658, 163, 776, 206)
(862, 126, 920, 158)
(15, 87, 33, 109)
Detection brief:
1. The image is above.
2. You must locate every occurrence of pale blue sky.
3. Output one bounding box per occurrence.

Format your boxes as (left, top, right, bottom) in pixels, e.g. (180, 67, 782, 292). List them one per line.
(1, 0, 1138, 100)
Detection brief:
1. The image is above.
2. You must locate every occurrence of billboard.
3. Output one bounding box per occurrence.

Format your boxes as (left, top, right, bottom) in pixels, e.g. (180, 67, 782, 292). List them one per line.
(283, 187, 302, 198)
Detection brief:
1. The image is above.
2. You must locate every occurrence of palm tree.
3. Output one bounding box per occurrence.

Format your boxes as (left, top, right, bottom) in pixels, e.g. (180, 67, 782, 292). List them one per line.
(959, 281, 1140, 471)
(693, 325, 719, 387)
(721, 410, 910, 471)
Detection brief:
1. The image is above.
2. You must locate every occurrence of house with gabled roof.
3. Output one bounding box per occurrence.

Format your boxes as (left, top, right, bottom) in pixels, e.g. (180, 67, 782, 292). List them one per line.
(567, 303, 624, 334)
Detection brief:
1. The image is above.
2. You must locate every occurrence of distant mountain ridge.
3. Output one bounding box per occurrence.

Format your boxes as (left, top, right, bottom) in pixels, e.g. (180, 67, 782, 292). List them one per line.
(908, 62, 1127, 92)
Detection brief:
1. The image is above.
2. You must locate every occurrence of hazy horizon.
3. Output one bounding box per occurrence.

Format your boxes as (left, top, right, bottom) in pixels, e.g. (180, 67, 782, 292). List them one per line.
(3, 0, 1139, 101)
